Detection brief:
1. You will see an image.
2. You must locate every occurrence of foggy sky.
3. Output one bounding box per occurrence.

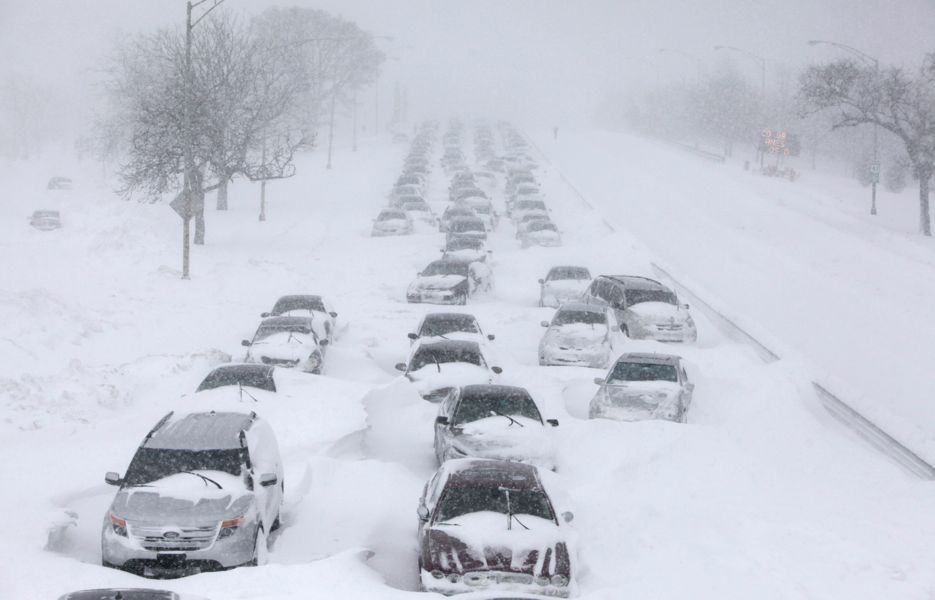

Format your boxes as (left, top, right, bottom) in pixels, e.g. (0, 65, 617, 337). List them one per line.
(2, 0, 934, 135)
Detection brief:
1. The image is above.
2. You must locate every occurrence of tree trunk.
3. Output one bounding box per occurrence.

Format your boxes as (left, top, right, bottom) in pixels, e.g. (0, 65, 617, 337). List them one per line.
(194, 207, 206, 244)
(216, 177, 229, 211)
(920, 170, 932, 236)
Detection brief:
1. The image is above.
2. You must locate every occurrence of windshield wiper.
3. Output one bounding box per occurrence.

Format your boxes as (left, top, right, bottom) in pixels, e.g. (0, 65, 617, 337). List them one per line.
(490, 410, 524, 427)
(287, 331, 301, 344)
(180, 471, 223, 489)
(498, 486, 530, 531)
(238, 382, 259, 403)
(433, 354, 442, 373)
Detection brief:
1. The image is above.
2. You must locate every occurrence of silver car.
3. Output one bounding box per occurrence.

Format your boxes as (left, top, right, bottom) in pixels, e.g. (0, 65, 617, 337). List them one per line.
(101, 411, 284, 577)
(582, 275, 697, 343)
(539, 302, 619, 368)
(371, 208, 413, 236)
(539, 266, 592, 308)
(589, 353, 694, 422)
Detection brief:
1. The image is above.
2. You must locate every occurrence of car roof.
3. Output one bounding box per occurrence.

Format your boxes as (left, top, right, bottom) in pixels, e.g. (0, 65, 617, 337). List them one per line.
(614, 352, 682, 366)
(259, 315, 314, 328)
(601, 275, 669, 291)
(460, 384, 531, 399)
(58, 590, 178, 600)
(441, 457, 542, 490)
(275, 294, 322, 304)
(206, 363, 275, 378)
(423, 312, 478, 323)
(145, 411, 256, 450)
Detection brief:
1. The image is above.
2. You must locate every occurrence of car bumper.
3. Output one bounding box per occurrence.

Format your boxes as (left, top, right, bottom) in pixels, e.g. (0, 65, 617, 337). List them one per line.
(589, 401, 682, 422)
(407, 290, 460, 304)
(539, 347, 608, 368)
(421, 569, 570, 598)
(630, 323, 697, 343)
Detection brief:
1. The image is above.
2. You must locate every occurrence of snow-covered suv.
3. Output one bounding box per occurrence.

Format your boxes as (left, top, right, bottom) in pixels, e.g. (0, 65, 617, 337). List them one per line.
(101, 411, 283, 577)
(582, 275, 697, 343)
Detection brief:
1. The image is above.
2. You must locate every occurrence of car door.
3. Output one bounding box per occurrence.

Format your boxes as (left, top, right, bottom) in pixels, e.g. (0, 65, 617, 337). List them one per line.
(434, 393, 458, 463)
(245, 420, 283, 529)
(607, 285, 628, 327)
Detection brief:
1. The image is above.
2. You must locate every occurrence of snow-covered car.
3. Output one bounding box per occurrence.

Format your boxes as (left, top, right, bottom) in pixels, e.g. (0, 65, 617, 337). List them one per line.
(408, 312, 495, 345)
(101, 411, 283, 577)
(241, 316, 328, 374)
(589, 352, 694, 422)
(47, 176, 73, 190)
(58, 590, 206, 600)
(519, 220, 562, 248)
(510, 198, 549, 223)
(539, 266, 592, 308)
(451, 187, 488, 204)
(261, 294, 338, 342)
(434, 385, 559, 469)
(390, 193, 426, 209)
(395, 339, 502, 402)
(371, 208, 413, 237)
(538, 302, 618, 368)
(506, 174, 537, 196)
(470, 202, 498, 230)
(402, 201, 437, 226)
(439, 205, 476, 232)
(397, 173, 425, 192)
(442, 236, 489, 262)
(391, 184, 422, 201)
(473, 169, 497, 191)
(417, 459, 574, 597)
(581, 275, 697, 342)
(407, 258, 492, 305)
(515, 213, 551, 237)
(29, 209, 62, 230)
(446, 216, 489, 244)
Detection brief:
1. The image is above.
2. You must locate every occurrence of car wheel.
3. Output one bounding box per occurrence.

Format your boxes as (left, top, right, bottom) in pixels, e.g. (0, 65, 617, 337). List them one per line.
(252, 523, 269, 566)
(271, 513, 281, 532)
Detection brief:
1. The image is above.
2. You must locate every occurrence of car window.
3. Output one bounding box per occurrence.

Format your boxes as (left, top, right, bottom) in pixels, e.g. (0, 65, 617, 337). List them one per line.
(452, 390, 542, 425)
(435, 485, 555, 522)
(608, 362, 679, 383)
(196, 367, 276, 392)
(410, 345, 483, 370)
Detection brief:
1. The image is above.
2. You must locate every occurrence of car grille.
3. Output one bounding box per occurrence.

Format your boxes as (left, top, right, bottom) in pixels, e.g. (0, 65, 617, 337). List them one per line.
(130, 523, 218, 552)
(261, 357, 300, 366)
(654, 323, 683, 331)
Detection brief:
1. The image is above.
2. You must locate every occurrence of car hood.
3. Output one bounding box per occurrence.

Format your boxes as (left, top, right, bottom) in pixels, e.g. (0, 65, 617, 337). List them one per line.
(543, 280, 590, 296)
(410, 275, 468, 291)
(113, 471, 251, 523)
(598, 381, 681, 410)
(452, 416, 553, 462)
(628, 302, 686, 321)
(249, 333, 317, 360)
(446, 249, 486, 262)
(408, 363, 491, 393)
(544, 324, 608, 346)
(427, 512, 568, 576)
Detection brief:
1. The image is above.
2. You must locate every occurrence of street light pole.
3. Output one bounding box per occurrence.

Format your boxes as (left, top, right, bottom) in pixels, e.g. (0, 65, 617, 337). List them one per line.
(808, 40, 880, 215)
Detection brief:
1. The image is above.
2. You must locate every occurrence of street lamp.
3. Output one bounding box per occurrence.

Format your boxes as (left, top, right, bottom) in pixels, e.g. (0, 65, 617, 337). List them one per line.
(713, 45, 766, 95)
(808, 39, 880, 215)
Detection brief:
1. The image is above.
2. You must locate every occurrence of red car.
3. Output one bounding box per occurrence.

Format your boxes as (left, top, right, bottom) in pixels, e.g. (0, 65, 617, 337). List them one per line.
(416, 458, 574, 597)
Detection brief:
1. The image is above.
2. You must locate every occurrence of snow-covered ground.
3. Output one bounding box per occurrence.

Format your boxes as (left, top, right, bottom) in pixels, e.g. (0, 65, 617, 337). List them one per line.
(1, 128, 933, 600)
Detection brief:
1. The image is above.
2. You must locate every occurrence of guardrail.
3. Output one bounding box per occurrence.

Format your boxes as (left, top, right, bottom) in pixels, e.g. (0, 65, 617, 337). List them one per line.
(651, 262, 935, 480)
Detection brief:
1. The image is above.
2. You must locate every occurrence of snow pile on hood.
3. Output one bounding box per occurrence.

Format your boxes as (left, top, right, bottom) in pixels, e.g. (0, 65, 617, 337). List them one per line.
(411, 274, 467, 290)
(548, 323, 608, 343)
(409, 363, 492, 394)
(628, 301, 685, 320)
(115, 471, 249, 522)
(456, 416, 554, 465)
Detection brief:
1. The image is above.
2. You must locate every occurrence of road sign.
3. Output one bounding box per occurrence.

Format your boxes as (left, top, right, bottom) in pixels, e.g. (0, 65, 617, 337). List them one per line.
(870, 163, 880, 174)
(169, 190, 191, 220)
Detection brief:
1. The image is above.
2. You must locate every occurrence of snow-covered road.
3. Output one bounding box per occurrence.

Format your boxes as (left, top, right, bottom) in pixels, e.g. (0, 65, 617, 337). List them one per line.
(1, 128, 933, 600)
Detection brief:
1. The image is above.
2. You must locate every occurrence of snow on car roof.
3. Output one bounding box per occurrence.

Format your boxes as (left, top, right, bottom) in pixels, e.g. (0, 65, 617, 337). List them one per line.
(605, 275, 669, 291)
(556, 302, 604, 314)
(260, 315, 315, 328)
(145, 411, 255, 450)
(615, 352, 682, 366)
(441, 457, 542, 489)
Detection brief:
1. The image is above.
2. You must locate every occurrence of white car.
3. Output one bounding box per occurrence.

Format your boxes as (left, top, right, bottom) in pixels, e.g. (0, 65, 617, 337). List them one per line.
(402, 201, 437, 226)
(442, 236, 489, 263)
(539, 302, 619, 368)
(511, 198, 549, 223)
(261, 294, 338, 342)
(539, 266, 592, 307)
(407, 258, 492, 305)
(395, 338, 502, 403)
(372, 208, 413, 237)
(520, 220, 562, 248)
(433, 384, 558, 469)
(589, 353, 694, 422)
(242, 316, 328, 374)
(408, 312, 495, 345)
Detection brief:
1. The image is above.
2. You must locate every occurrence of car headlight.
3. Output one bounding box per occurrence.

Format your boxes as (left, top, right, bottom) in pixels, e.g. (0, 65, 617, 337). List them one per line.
(109, 512, 127, 537)
(535, 575, 550, 586)
(551, 574, 569, 587)
(218, 515, 245, 539)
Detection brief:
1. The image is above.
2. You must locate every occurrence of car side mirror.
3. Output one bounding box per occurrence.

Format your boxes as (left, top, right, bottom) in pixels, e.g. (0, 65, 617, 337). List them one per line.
(259, 473, 278, 487)
(540, 321, 549, 327)
(487, 334, 495, 341)
(417, 505, 430, 521)
(538, 278, 544, 284)
(547, 419, 559, 427)
(593, 377, 605, 385)
(260, 312, 271, 318)
(105, 472, 122, 486)
(395, 363, 408, 372)
(407, 333, 419, 340)
(318, 339, 329, 346)
(241, 340, 251, 347)
(330, 312, 338, 318)
(682, 303, 690, 310)
(435, 416, 449, 426)
(562, 511, 574, 523)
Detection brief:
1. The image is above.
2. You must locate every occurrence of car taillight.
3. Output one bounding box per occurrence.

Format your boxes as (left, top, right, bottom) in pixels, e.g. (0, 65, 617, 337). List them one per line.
(109, 513, 127, 537)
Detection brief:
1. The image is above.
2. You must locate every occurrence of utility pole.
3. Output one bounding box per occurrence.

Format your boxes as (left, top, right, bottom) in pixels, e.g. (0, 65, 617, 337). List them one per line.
(258, 144, 267, 221)
(326, 77, 336, 169)
(352, 88, 358, 152)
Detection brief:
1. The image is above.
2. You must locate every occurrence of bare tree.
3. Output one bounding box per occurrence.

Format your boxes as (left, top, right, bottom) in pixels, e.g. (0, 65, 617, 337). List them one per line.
(799, 57, 935, 235)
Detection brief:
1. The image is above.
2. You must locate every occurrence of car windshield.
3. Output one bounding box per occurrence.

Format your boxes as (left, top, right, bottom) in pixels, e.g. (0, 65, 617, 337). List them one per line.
(436, 485, 555, 522)
(518, 200, 547, 210)
(378, 211, 406, 221)
(528, 221, 557, 232)
(548, 267, 590, 281)
(422, 261, 470, 277)
(608, 362, 678, 383)
(450, 220, 484, 233)
(254, 322, 313, 341)
(553, 309, 606, 326)
(404, 203, 429, 211)
(272, 297, 325, 314)
(627, 289, 677, 306)
(421, 315, 480, 337)
(453, 390, 542, 425)
(410, 345, 482, 370)
(196, 367, 276, 392)
(446, 209, 474, 218)
(399, 195, 424, 204)
(447, 238, 483, 251)
(123, 447, 245, 486)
